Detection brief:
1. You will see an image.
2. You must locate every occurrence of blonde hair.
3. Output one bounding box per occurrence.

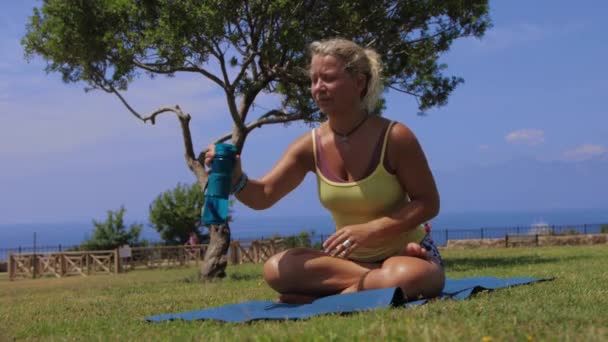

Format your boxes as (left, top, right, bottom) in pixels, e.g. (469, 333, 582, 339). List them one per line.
(309, 38, 383, 113)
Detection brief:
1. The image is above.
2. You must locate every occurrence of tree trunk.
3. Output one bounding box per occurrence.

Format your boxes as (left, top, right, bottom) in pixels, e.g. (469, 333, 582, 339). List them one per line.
(199, 223, 231, 279)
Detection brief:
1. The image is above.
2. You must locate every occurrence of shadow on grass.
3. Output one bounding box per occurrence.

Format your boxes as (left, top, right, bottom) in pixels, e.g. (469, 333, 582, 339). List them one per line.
(228, 272, 262, 281)
(444, 254, 590, 272)
(181, 272, 262, 283)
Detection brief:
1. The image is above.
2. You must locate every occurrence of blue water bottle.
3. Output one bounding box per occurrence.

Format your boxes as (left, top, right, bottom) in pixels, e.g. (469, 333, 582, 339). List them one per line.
(202, 143, 237, 225)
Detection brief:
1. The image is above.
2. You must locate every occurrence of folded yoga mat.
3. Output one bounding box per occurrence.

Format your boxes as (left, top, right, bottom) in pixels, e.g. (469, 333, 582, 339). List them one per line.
(146, 277, 550, 323)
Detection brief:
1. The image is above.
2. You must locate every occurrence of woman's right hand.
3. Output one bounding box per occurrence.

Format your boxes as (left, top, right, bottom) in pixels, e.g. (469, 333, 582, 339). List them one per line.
(204, 144, 243, 187)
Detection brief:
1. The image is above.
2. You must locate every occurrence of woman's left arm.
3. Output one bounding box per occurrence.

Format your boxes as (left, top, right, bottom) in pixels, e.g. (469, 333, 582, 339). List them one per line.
(323, 122, 439, 256)
(369, 122, 440, 235)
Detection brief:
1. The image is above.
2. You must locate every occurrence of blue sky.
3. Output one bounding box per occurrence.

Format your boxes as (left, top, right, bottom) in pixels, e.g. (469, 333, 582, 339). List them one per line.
(1, 1, 607, 226)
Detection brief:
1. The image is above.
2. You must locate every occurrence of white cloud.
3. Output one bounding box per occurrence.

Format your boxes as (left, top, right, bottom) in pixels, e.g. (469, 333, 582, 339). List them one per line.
(505, 129, 545, 146)
(562, 144, 606, 161)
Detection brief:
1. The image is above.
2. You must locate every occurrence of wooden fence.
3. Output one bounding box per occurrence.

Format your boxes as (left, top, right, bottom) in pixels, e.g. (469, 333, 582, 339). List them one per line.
(8, 250, 119, 280)
(228, 239, 283, 264)
(8, 239, 286, 281)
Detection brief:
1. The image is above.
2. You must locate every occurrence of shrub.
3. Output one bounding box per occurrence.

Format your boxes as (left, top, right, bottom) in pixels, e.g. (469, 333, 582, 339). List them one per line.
(149, 183, 207, 245)
(281, 231, 313, 248)
(81, 206, 142, 251)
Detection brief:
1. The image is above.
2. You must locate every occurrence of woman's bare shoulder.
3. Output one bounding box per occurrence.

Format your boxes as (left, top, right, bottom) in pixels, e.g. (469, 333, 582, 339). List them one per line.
(387, 120, 418, 147)
(385, 120, 423, 171)
(288, 128, 316, 172)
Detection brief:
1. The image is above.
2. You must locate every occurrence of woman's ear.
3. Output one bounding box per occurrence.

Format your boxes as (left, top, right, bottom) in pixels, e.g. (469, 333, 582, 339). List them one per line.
(358, 73, 369, 98)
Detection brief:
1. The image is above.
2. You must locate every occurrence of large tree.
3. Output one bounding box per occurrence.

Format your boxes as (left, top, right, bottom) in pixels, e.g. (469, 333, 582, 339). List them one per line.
(22, 0, 490, 279)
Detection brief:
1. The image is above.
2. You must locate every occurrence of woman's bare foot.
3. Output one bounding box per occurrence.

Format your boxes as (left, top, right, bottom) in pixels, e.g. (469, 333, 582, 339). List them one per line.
(278, 293, 319, 304)
(404, 242, 430, 260)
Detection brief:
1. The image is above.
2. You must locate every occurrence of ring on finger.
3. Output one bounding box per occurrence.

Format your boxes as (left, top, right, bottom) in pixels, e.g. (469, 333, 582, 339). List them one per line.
(342, 239, 352, 248)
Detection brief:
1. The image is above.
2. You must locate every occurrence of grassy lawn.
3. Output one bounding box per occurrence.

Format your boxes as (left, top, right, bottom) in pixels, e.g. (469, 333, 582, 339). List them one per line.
(1, 245, 607, 341)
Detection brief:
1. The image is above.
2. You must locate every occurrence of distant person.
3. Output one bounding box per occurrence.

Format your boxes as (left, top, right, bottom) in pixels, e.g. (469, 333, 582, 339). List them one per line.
(205, 38, 443, 303)
(185, 231, 199, 246)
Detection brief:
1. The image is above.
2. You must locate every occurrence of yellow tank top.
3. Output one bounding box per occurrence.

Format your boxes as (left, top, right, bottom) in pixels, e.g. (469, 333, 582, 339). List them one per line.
(312, 121, 426, 262)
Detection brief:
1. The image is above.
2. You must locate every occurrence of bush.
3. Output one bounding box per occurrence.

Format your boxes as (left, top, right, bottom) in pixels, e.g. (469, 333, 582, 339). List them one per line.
(281, 231, 313, 248)
(601, 225, 608, 234)
(81, 206, 142, 251)
(149, 183, 208, 245)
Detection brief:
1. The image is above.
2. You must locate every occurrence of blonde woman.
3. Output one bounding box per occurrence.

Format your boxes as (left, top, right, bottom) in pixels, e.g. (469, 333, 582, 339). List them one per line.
(206, 38, 444, 303)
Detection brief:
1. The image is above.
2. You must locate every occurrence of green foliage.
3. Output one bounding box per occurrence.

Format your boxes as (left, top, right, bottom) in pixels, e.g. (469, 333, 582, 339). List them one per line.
(149, 182, 206, 245)
(601, 225, 608, 234)
(22, 0, 491, 116)
(280, 231, 313, 249)
(82, 206, 142, 250)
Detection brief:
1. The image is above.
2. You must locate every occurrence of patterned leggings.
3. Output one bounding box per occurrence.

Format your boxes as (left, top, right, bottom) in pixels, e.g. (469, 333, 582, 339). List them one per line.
(420, 234, 444, 267)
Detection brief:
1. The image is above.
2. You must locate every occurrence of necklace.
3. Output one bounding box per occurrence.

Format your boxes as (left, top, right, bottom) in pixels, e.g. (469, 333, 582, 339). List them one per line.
(330, 115, 369, 143)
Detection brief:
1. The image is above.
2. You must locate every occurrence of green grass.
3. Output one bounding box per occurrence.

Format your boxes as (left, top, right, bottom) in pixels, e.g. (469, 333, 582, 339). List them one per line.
(1, 246, 607, 341)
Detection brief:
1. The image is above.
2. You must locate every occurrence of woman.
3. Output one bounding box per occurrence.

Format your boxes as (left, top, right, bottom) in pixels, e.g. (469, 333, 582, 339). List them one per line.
(205, 38, 444, 303)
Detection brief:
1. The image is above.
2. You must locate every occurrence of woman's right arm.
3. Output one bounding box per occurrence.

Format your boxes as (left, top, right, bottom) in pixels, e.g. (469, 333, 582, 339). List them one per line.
(205, 132, 314, 210)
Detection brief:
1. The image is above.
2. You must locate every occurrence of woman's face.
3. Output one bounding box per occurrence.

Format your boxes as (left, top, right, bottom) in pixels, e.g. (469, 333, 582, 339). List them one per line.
(310, 54, 365, 116)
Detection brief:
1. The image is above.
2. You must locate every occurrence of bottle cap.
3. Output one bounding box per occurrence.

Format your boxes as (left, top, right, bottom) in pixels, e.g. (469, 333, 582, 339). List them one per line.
(215, 143, 237, 158)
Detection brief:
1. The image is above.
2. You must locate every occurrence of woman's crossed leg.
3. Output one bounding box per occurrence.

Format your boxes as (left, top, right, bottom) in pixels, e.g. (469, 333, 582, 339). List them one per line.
(263, 244, 445, 304)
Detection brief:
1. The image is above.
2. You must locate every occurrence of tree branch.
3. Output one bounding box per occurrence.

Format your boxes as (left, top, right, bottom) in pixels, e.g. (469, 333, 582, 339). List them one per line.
(231, 52, 258, 89)
(245, 110, 307, 133)
(387, 84, 422, 98)
(198, 110, 309, 160)
(134, 60, 225, 89)
(212, 40, 231, 89)
(106, 82, 207, 185)
(106, 83, 145, 122)
(403, 24, 459, 47)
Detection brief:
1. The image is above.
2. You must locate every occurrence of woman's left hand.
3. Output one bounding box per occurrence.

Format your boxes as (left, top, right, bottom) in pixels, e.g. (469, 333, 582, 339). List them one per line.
(322, 224, 375, 259)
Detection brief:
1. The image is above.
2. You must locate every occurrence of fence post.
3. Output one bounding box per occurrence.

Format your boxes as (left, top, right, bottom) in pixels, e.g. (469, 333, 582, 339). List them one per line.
(86, 252, 90, 275)
(252, 241, 259, 263)
(8, 252, 14, 281)
(32, 254, 37, 280)
(230, 241, 238, 264)
(114, 249, 120, 274)
(60, 253, 66, 277)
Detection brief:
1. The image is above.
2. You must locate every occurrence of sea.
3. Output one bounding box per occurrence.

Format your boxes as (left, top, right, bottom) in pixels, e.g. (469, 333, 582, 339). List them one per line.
(1, 208, 607, 253)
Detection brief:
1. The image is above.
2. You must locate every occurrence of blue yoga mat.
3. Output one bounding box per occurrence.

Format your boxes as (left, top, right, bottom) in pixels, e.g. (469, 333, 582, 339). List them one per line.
(146, 276, 550, 323)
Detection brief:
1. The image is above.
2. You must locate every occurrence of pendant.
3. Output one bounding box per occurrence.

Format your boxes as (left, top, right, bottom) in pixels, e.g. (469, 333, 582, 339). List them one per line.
(340, 136, 348, 143)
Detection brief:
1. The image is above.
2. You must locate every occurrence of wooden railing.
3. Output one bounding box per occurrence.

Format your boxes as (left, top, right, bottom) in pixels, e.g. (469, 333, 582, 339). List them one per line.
(120, 245, 207, 271)
(8, 239, 286, 281)
(228, 239, 283, 264)
(8, 250, 118, 280)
